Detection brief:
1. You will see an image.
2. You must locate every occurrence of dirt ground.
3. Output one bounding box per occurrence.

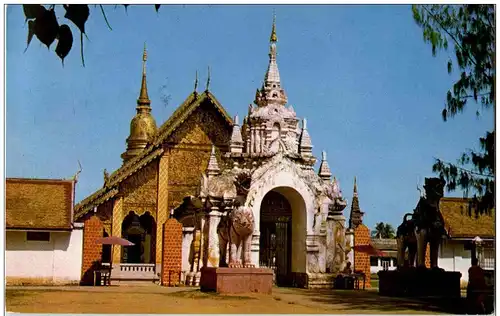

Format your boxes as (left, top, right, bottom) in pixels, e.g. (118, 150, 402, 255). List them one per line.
(6, 284, 453, 314)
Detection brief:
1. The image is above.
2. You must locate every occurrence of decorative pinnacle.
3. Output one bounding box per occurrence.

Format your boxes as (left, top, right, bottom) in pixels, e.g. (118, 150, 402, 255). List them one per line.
(206, 66, 211, 91)
(206, 145, 220, 176)
(194, 70, 198, 92)
(318, 150, 332, 180)
(234, 115, 239, 125)
(270, 11, 278, 42)
(353, 177, 358, 197)
(303, 118, 307, 129)
(142, 42, 147, 75)
(138, 42, 150, 105)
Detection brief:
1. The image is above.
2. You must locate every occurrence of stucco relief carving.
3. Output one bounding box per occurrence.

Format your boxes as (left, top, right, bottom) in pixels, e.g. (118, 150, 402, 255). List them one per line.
(245, 153, 326, 209)
(250, 103, 296, 120)
(308, 252, 320, 273)
(333, 221, 346, 272)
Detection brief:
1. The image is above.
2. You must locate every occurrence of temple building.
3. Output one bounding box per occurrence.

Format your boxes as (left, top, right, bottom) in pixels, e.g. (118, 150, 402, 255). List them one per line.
(75, 16, 351, 288)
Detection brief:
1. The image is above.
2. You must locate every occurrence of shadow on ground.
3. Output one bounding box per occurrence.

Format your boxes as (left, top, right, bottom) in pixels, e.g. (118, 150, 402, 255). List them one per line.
(278, 288, 468, 314)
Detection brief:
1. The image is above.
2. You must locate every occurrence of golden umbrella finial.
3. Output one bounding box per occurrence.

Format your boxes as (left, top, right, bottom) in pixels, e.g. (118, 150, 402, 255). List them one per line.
(270, 10, 278, 42)
(142, 42, 147, 75)
(138, 42, 150, 104)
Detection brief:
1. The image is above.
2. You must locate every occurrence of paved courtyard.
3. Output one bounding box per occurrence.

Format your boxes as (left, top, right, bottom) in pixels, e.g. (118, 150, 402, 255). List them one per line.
(6, 284, 457, 314)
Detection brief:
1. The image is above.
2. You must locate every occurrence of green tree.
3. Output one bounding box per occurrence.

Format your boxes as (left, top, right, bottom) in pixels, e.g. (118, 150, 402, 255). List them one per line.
(412, 5, 495, 215)
(371, 222, 396, 239)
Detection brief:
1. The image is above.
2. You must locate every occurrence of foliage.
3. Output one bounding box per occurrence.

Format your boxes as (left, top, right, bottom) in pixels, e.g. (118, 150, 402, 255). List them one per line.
(412, 5, 495, 215)
(371, 222, 396, 239)
(22, 4, 162, 67)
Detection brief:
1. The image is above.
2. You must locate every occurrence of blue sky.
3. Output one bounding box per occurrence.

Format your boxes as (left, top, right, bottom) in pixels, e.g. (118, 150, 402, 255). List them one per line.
(6, 5, 494, 230)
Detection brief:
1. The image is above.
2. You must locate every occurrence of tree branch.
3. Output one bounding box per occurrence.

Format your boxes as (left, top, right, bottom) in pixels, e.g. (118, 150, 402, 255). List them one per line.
(434, 158, 494, 178)
(421, 5, 479, 68)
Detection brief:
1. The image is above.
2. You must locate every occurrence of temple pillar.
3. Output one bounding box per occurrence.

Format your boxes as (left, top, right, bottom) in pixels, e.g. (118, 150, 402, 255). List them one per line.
(251, 126, 256, 154)
(251, 231, 260, 266)
(255, 126, 261, 153)
(111, 196, 123, 265)
(206, 206, 222, 268)
(246, 125, 251, 153)
(193, 214, 206, 286)
(345, 228, 355, 266)
(156, 153, 169, 272)
(325, 212, 346, 274)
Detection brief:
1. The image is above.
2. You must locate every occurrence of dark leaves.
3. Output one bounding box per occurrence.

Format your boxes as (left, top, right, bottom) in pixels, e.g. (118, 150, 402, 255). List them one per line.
(24, 20, 35, 53)
(64, 4, 90, 34)
(56, 24, 73, 66)
(23, 4, 42, 21)
(34, 7, 59, 49)
(22, 4, 162, 67)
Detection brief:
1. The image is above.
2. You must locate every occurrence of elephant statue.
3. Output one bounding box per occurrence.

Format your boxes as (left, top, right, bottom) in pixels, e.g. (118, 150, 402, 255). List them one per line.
(413, 177, 447, 269)
(396, 213, 417, 268)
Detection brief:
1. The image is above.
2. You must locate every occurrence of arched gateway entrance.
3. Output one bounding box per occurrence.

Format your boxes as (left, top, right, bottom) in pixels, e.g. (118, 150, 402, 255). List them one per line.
(259, 187, 307, 287)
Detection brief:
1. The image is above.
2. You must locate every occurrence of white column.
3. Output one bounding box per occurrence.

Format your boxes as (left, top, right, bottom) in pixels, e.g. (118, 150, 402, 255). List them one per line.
(251, 231, 260, 267)
(259, 126, 264, 153)
(206, 208, 222, 268)
(251, 127, 256, 154)
(255, 127, 261, 154)
(198, 215, 206, 270)
(246, 125, 251, 153)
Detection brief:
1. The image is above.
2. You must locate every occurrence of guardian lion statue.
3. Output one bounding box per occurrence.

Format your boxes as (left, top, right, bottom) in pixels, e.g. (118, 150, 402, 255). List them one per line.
(217, 172, 255, 268)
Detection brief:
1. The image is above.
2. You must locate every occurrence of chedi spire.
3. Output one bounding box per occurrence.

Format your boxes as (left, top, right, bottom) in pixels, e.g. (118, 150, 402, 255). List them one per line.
(254, 12, 288, 107)
(121, 43, 157, 163)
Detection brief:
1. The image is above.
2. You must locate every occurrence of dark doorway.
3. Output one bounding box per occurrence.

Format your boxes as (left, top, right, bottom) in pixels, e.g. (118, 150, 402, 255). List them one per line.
(259, 191, 293, 287)
(102, 230, 112, 264)
(121, 211, 156, 264)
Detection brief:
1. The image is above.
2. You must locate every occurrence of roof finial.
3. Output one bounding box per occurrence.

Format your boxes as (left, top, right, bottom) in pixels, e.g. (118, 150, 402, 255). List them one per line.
(270, 10, 278, 42)
(318, 150, 331, 181)
(353, 176, 358, 196)
(194, 70, 198, 93)
(142, 42, 147, 75)
(206, 65, 211, 91)
(138, 42, 150, 105)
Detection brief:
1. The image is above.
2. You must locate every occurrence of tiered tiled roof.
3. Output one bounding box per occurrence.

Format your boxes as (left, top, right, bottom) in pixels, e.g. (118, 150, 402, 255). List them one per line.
(6, 178, 75, 230)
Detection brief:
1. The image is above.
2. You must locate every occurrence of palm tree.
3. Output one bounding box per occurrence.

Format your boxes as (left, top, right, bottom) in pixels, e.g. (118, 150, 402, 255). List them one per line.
(371, 222, 396, 239)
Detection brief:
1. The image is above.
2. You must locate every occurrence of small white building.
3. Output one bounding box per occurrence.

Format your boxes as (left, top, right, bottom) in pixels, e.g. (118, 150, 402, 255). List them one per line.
(369, 238, 398, 274)
(439, 197, 495, 284)
(6, 178, 84, 285)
